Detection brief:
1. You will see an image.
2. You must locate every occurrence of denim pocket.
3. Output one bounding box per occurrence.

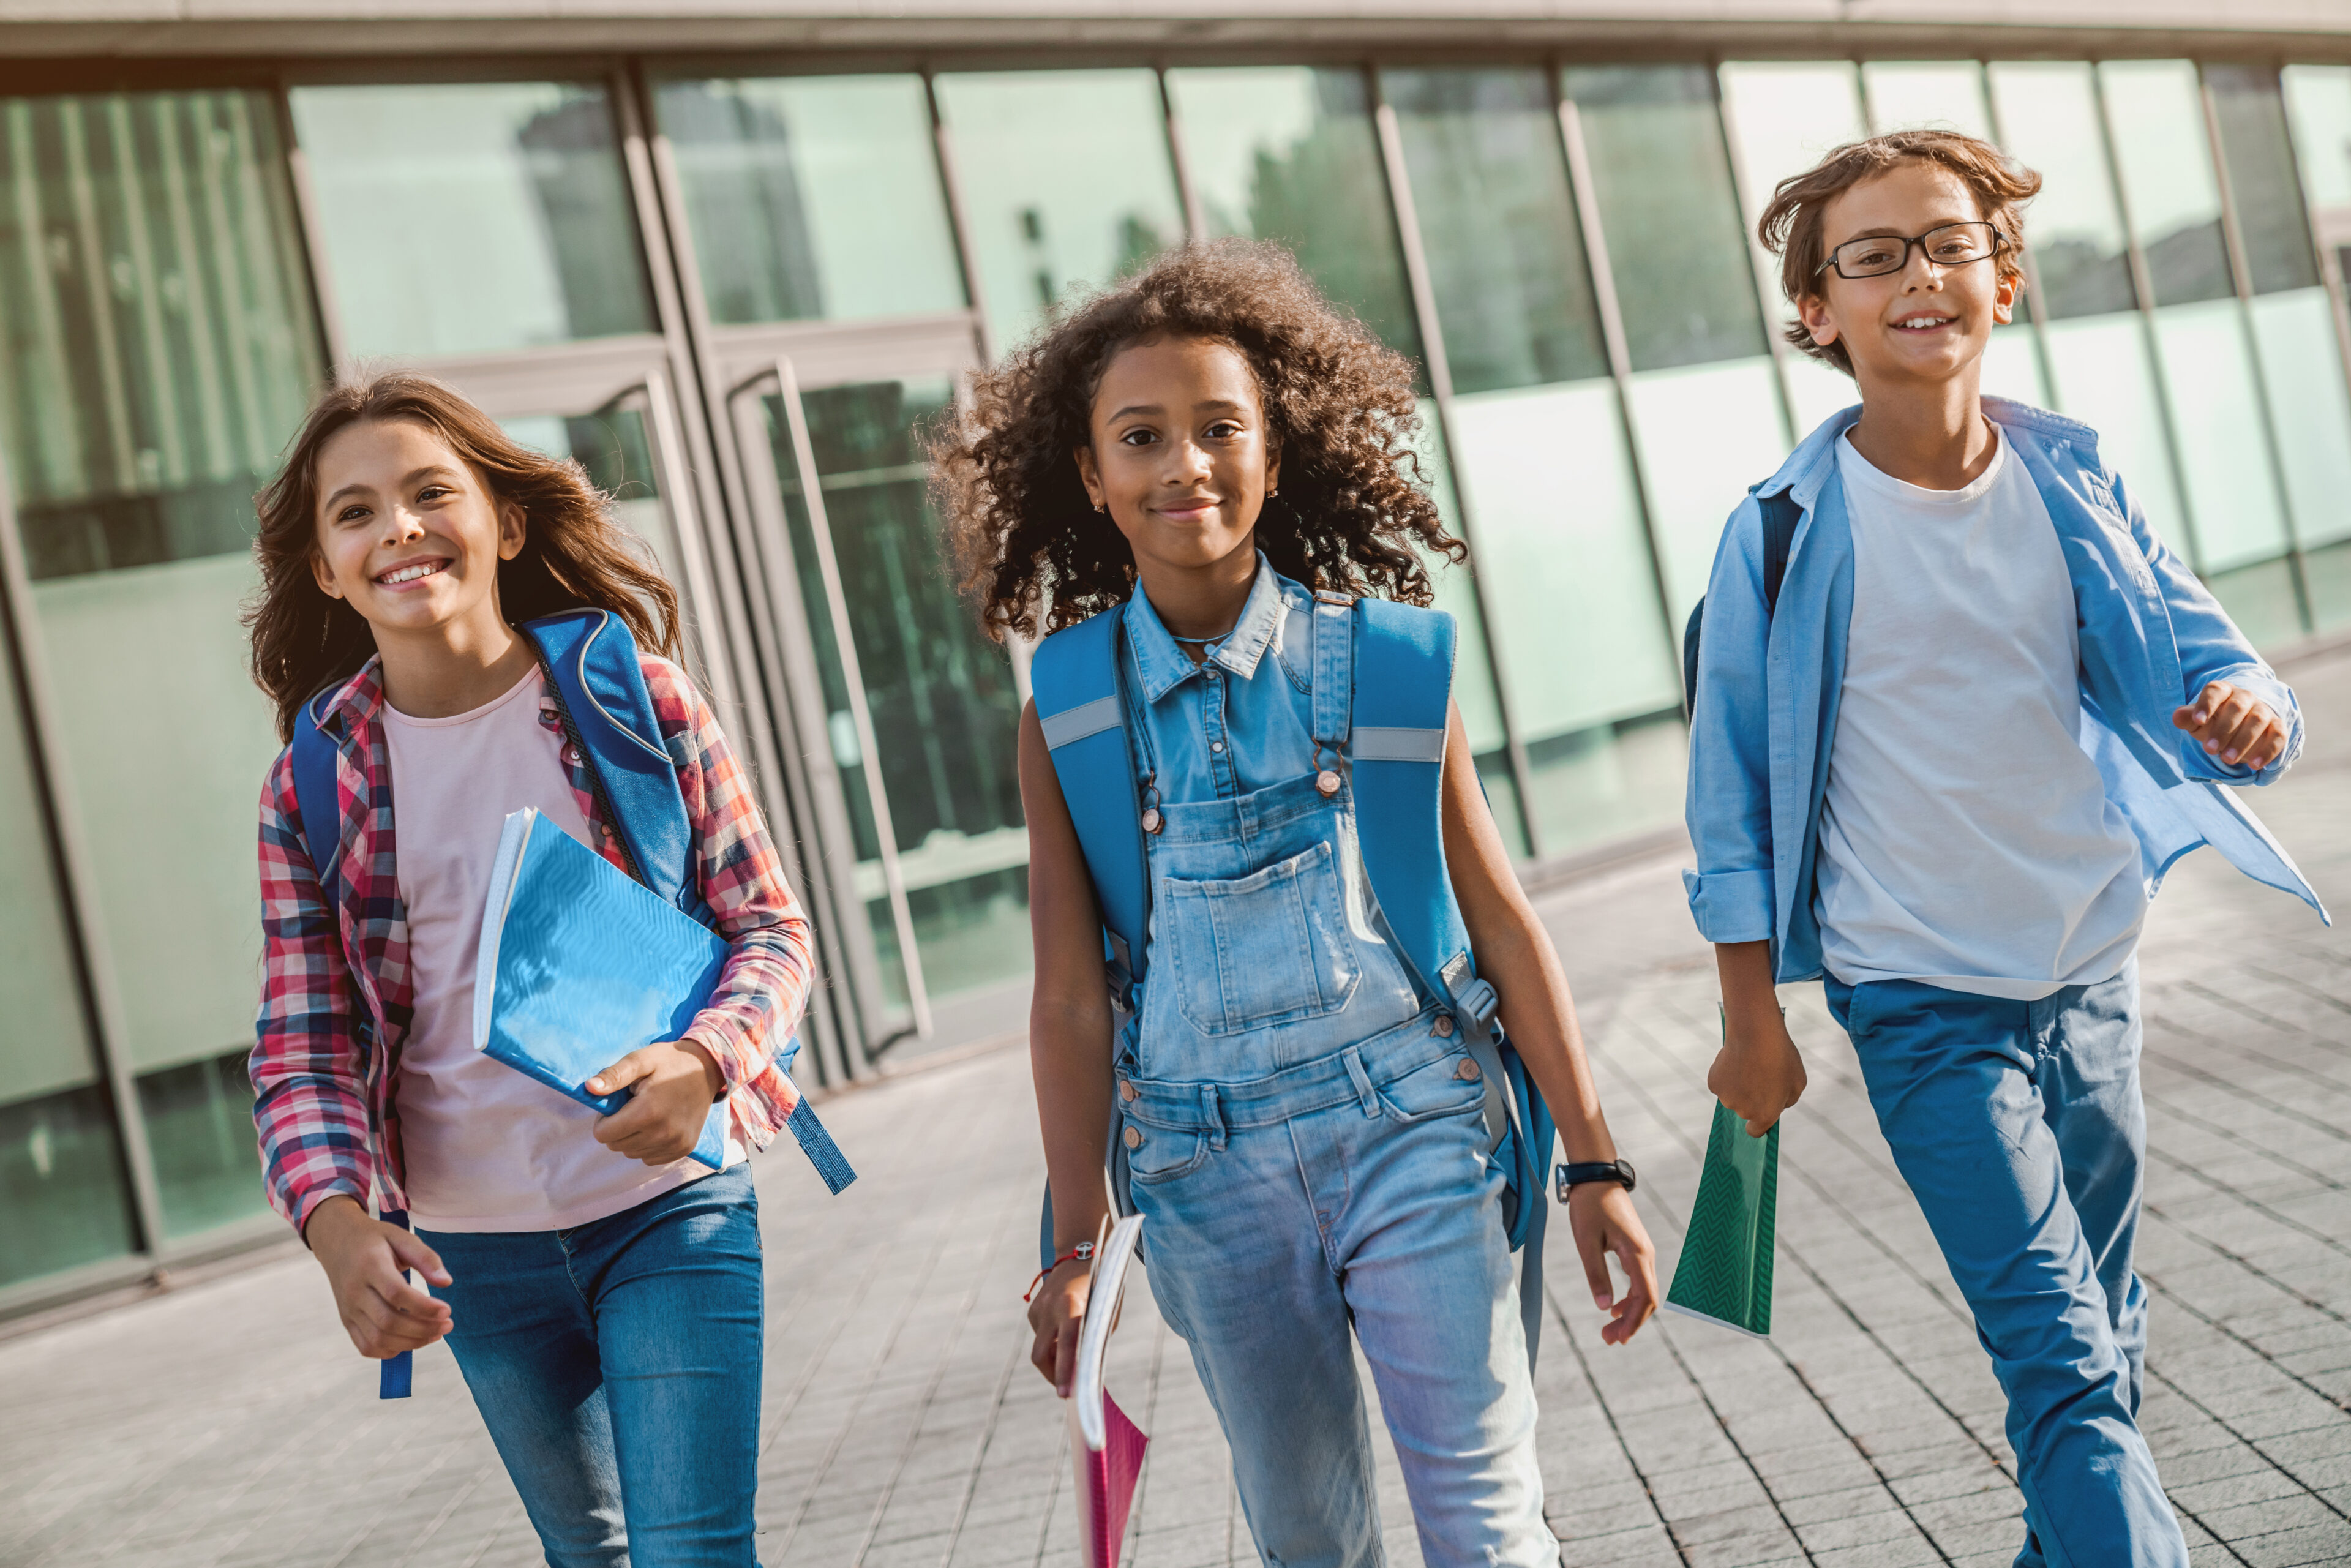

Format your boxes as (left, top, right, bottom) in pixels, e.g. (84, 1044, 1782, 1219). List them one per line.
(1164, 841, 1362, 1036)
(1376, 1051, 1491, 1124)
(1124, 1125, 1209, 1185)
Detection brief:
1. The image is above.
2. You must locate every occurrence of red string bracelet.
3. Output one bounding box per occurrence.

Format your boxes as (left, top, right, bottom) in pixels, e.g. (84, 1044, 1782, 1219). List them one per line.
(1023, 1240, 1097, 1302)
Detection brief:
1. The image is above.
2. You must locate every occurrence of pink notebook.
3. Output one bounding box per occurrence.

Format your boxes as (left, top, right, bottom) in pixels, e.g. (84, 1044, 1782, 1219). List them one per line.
(1067, 1215, 1149, 1568)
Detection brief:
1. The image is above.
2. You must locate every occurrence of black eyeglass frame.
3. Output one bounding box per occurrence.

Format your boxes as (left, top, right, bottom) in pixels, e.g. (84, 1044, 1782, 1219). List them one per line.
(1815, 220, 2009, 281)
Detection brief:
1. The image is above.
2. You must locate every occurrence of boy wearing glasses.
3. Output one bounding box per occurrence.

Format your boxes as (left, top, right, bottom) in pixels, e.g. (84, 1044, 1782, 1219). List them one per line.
(1684, 130, 2325, 1568)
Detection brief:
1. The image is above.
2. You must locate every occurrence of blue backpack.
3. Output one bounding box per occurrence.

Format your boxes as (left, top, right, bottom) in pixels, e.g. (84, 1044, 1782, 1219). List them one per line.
(288, 609, 854, 1394)
(1030, 591, 1558, 1369)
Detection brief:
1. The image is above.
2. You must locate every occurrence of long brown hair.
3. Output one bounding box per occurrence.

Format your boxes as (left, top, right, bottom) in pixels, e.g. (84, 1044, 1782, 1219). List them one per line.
(246, 370, 681, 742)
(932, 240, 1463, 640)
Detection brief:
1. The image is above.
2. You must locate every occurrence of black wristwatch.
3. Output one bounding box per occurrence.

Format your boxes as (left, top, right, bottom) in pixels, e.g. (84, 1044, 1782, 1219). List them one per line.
(1556, 1160, 1637, 1201)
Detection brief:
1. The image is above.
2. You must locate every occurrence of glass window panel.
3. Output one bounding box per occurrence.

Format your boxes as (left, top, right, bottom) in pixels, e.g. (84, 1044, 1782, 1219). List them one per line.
(2284, 66, 2351, 285)
(1383, 68, 1605, 394)
(2206, 65, 2321, 296)
(763, 377, 1030, 1009)
(1982, 324, 2052, 408)
(655, 75, 964, 326)
(1625, 358, 1790, 629)
(934, 71, 1184, 352)
(2251, 288, 2351, 549)
(291, 82, 654, 357)
(1862, 61, 1994, 138)
(0, 88, 323, 1249)
(1446, 381, 1682, 853)
(1165, 67, 1421, 364)
(2203, 557, 2303, 647)
(137, 1045, 260, 1238)
(1988, 64, 2137, 320)
(0, 601, 135, 1280)
(1565, 65, 1766, 373)
(1781, 351, 1861, 435)
(502, 404, 679, 581)
(2304, 537, 2351, 632)
(1719, 62, 1865, 344)
(2148, 299, 2290, 571)
(2041, 315, 2189, 558)
(2098, 62, 2235, 307)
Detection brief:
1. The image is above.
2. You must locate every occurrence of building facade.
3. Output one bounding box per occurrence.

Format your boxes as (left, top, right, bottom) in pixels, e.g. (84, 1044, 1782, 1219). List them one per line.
(2, 4, 2349, 1310)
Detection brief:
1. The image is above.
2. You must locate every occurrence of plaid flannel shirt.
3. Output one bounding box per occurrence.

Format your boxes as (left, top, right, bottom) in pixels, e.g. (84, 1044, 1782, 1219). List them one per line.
(251, 652, 816, 1237)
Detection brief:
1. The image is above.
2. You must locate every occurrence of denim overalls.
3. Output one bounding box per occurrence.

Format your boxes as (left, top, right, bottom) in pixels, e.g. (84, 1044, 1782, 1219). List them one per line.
(1112, 558, 1553, 1568)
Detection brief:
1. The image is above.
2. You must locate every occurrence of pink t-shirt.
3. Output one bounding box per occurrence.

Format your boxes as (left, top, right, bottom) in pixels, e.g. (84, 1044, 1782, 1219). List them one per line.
(383, 667, 743, 1233)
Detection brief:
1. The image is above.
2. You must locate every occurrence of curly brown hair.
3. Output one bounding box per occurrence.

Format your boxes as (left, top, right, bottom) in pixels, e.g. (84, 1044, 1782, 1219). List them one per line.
(246, 370, 681, 742)
(932, 239, 1463, 640)
(1758, 129, 2041, 377)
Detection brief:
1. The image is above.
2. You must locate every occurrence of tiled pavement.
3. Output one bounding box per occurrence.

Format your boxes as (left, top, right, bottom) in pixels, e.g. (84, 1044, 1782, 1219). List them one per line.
(4, 642, 2349, 1568)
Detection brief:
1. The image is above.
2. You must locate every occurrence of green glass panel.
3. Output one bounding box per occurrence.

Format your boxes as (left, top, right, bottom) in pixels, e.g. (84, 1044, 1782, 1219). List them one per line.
(0, 1086, 137, 1286)
(656, 75, 965, 326)
(1383, 68, 1605, 394)
(1625, 357, 1790, 629)
(2039, 313, 2189, 559)
(1, 87, 321, 1257)
(2099, 62, 2235, 308)
(291, 82, 654, 356)
(1987, 64, 2138, 320)
(2250, 288, 2351, 549)
(2205, 64, 2322, 296)
(2149, 299, 2290, 572)
(2304, 538, 2351, 632)
(2284, 65, 2351, 290)
(764, 378, 1030, 1006)
(502, 405, 678, 582)
(1165, 66, 1420, 366)
(1567, 65, 1765, 374)
(933, 71, 1184, 353)
(1719, 61, 1865, 339)
(2203, 557, 2305, 648)
(1862, 61, 1993, 139)
(1446, 380, 1682, 856)
(137, 1046, 261, 1239)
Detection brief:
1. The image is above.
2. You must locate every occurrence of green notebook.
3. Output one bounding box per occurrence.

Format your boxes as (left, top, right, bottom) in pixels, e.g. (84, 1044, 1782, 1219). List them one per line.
(1663, 1100, 1780, 1338)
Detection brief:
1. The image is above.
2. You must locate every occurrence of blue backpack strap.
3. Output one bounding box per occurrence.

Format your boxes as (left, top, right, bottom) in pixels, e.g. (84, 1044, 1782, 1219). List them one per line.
(1349, 597, 1553, 1371)
(290, 686, 347, 894)
(1030, 605, 1153, 1267)
(1032, 605, 1151, 1000)
(1682, 488, 1801, 719)
(524, 609, 853, 1196)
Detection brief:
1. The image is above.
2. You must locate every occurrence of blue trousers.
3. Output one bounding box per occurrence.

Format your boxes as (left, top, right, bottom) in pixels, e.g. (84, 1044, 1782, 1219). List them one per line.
(421, 1166, 764, 1568)
(1824, 964, 2186, 1568)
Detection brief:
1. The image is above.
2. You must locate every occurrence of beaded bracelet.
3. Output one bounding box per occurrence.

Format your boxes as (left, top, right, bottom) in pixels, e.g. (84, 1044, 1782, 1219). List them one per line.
(1022, 1239, 1098, 1302)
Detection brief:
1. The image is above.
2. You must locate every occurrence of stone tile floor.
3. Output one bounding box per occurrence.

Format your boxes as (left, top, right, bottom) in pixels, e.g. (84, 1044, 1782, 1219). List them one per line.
(3, 643, 2348, 1568)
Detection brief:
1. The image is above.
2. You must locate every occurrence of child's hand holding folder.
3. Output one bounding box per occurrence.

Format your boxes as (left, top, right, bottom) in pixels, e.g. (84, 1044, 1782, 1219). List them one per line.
(587, 1039, 729, 1166)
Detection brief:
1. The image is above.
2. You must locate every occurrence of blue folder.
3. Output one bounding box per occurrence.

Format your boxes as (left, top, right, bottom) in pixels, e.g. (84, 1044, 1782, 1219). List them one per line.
(472, 806, 731, 1169)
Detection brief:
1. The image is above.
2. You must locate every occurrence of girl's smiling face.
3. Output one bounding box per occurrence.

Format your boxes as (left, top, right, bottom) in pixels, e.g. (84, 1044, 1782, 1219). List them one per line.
(310, 416, 525, 639)
(1076, 336, 1279, 579)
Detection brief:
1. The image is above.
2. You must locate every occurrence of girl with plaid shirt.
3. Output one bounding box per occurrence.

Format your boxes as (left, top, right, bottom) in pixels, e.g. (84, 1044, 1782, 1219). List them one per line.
(247, 372, 812, 1567)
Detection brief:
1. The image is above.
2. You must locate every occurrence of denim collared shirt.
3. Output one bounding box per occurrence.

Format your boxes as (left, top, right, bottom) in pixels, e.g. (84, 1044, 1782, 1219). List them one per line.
(1122, 555, 1327, 804)
(1684, 397, 2328, 985)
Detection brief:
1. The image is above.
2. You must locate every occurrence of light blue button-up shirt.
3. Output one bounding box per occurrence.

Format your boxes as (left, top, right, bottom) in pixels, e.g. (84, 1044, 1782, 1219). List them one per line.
(1122, 555, 1327, 804)
(1684, 397, 2328, 984)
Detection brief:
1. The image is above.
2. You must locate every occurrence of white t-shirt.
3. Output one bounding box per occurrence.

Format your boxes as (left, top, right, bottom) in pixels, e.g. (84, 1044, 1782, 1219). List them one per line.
(383, 667, 741, 1233)
(1815, 427, 2148, 1000)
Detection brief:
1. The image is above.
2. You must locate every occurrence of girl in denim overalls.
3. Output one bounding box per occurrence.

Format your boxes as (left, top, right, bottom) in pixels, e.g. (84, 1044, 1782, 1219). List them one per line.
(936, 242, 1660, 1567)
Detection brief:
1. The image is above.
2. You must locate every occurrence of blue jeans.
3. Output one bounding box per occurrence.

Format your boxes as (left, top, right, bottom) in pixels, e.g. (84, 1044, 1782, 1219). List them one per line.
(1824, 964, 2186, 1568)
(420, 1166, 763, 1568)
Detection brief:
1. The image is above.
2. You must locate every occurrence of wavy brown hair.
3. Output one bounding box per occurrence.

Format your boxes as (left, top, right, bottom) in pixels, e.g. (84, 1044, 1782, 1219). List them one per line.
(1758, 129, 2041, 377)
(246, 370, 681, 743)
(933, 240, 1463, 639)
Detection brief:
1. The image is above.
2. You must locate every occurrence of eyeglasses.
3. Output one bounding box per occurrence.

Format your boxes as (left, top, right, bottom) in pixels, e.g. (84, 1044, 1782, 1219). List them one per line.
(1817, 221, 2005, 280)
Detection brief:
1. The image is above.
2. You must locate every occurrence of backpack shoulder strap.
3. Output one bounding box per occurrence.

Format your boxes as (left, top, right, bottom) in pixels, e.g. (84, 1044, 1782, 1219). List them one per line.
(1348, 598, 1472, 1008)
(1759, 489, 1799, 615)
(290, 688, 347, 890)
(523, 610, 699, 918)
(1031, 606, 1150, 1000)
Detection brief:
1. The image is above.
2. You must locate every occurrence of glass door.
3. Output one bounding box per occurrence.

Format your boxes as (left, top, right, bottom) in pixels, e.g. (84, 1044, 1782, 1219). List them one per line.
(727, 333, 1030, 1056)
